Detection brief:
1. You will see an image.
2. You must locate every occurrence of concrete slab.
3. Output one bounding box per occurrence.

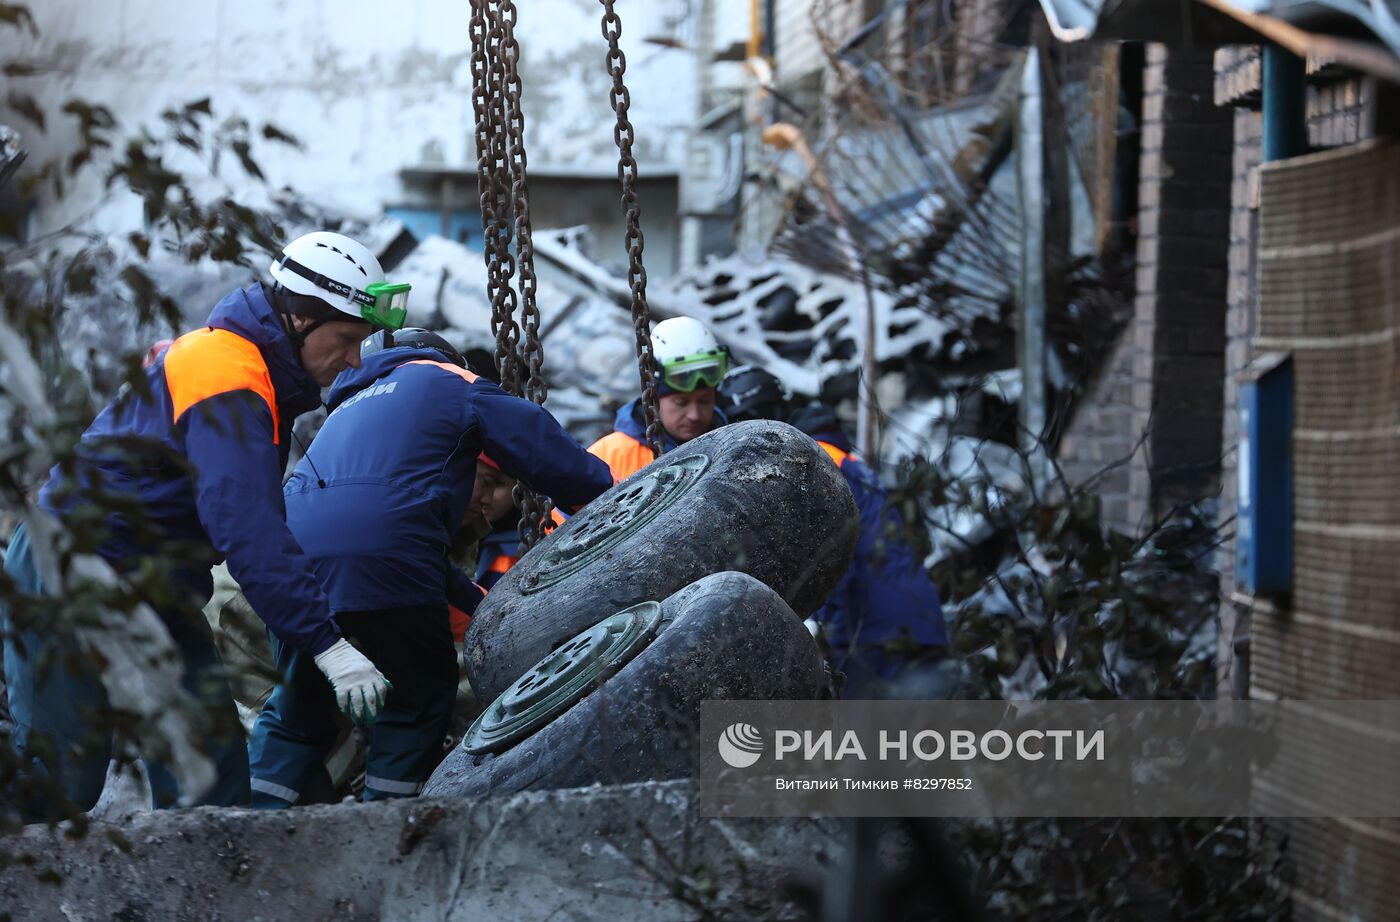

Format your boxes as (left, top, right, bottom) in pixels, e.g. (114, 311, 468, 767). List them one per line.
(0, 780, 837, 921)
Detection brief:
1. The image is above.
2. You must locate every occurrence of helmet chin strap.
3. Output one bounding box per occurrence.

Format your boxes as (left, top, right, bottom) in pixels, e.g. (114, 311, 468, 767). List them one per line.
(270, 283, 332, 371)
(281, 312, 331, 349)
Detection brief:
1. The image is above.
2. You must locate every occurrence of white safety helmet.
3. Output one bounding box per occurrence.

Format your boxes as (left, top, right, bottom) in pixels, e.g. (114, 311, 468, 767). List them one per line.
(650, 316, 730, 393)
(268, 231, 408, 330)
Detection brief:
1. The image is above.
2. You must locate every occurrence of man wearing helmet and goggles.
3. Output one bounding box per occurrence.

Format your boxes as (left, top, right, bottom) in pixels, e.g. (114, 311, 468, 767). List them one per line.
(2, 231, 409, 818)
(587, 316, 731, 482)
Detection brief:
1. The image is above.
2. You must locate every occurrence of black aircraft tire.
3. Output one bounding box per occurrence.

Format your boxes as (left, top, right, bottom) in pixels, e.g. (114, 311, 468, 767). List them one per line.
(425, 571, 825, 798)
(464, 420, 857, 702)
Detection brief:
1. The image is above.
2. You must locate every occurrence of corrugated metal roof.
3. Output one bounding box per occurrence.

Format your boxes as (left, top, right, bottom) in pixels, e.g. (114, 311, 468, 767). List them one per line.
(1230, 1, 1400, 55)
(1038, 0, 1400, 81)
(1038, 0, 1111, 42)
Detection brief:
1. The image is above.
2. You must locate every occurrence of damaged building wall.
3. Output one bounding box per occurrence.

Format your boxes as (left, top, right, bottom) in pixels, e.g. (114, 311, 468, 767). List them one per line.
(677, 0, 752, 272)
(0, 0, 699, 276)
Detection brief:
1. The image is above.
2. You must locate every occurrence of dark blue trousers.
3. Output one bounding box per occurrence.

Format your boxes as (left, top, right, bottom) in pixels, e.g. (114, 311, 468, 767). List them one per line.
(247, 604, 456, 806)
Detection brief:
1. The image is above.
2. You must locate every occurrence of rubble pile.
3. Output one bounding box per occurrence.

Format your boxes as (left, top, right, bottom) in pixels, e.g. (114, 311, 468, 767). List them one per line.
(0, 781, 839, 920)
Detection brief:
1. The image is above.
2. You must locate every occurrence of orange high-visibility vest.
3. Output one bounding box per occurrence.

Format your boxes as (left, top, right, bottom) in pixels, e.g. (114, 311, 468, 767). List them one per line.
(165, 328, 281, 439)
(587, 430, 656, 483)
(815, 440, 850, 468)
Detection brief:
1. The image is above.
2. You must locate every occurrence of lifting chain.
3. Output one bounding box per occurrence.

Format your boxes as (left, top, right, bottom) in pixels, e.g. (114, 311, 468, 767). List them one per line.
(470, 0, 551, 547)
(470, 0, 522, 394)
(499, 4, 545, 409)
(499, 0, 552, 545)
(600, 0, 664, 458)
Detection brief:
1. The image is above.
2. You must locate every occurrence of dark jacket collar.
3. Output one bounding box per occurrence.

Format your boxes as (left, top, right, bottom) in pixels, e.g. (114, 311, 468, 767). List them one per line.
(788, 404, 852, 452)
(614, 396, 730, 453)
(207, 283, 322, 418)
(325, 346, 456, 412)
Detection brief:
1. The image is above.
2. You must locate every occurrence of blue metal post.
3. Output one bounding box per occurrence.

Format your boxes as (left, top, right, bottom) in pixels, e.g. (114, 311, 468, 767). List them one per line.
(1262, 44, 1307, 161)
(1235, 355, 1293, 596)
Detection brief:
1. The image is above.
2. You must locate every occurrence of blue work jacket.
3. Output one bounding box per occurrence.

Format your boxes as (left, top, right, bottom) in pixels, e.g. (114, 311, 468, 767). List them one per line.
(40, 284, 338, 653)
(795, 409, 949, 686)
(284, 347, 613, 613)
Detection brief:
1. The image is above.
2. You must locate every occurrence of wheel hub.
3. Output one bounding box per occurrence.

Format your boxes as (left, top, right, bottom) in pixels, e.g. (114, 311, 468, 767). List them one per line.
(463, 602, 663, 755)
(516, 454, 709, 594)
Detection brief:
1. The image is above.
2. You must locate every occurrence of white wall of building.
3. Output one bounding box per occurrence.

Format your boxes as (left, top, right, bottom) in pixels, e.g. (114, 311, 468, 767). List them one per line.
(1, 0, 700, 275)
(774, 0, 854, 84)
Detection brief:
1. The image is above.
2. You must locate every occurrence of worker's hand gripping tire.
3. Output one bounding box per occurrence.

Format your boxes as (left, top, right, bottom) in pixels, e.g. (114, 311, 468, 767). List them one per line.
(313, 639, 392, 726)
(464, 420, 859, 703)
(426, 571, 825, 799)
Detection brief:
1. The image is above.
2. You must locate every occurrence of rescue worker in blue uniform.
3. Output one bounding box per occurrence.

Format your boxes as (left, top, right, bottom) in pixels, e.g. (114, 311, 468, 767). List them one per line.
(718, 365, 948, 696)
(2, 231, 407, 819)
(588, 316, 731, 482)
(471, 455, 523, 592)
(247, 329, 614, 806)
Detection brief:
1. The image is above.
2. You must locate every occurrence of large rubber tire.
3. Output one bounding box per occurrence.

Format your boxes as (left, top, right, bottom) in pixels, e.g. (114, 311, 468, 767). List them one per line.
(464, 420, 858, 702)
(425, 571, 824, 798)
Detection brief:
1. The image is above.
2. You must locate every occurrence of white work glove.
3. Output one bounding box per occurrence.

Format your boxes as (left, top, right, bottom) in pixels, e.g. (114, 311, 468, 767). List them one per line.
(313, 638, 392, 726)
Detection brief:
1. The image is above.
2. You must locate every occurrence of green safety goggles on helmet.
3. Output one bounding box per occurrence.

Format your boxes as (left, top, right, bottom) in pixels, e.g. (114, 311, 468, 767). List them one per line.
(356, 281, 410, 331)
(275, 255, 409, 331)
(658, 347, 731, 393)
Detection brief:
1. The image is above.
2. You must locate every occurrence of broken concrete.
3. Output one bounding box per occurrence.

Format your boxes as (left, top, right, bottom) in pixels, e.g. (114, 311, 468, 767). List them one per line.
(0, 780, 838, 921)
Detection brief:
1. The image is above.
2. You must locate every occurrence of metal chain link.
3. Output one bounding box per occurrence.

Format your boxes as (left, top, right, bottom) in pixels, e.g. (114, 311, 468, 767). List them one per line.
(600, 0, 663, 457)
(473, 0, 552, 546)
(498, 0, 552, 546)
(470, 1, 654, 545)
(471, 0, 523, 394)
(470, 0, 505, 375)
(500, 2, 545, 408)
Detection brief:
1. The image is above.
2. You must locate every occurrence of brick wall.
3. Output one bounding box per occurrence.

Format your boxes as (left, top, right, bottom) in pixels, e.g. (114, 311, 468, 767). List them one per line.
(1057, 44, 1233, 536)
(1213, 53, 1380, 693)
(1139, 45, 1234, 513)
(1307, 77, 1369, 147)
(1248, 137, 1400, 922)
(1212, 51, 1395, 921)
(1056, 330, 1140, 531)
(1215, 105, 1262, 691)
